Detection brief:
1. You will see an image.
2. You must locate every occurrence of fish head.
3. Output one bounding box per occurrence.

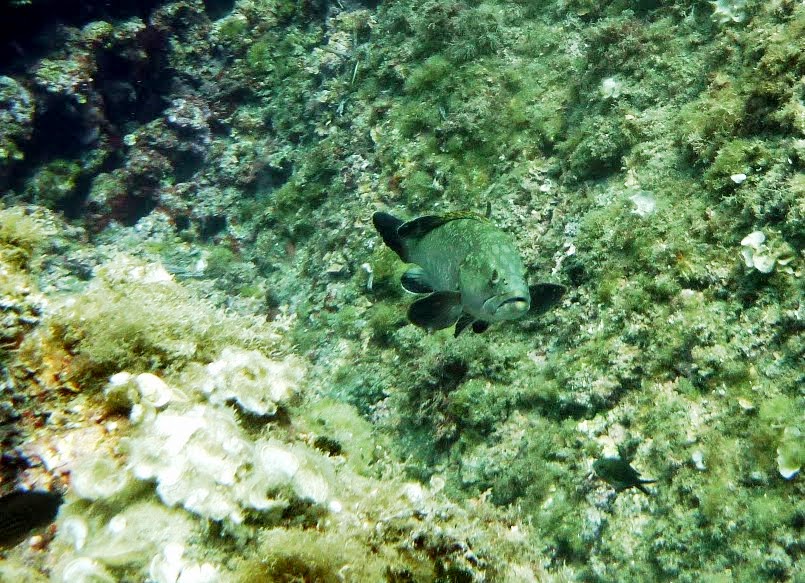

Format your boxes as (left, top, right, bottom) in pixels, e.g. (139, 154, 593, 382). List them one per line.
(459, 253, 530, 322)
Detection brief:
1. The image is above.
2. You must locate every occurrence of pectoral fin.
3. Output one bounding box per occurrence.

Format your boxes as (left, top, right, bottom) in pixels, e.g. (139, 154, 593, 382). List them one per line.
(528, 283, 566, 316)
(454, 313, 474, 337)
(401, 267, 434, 294)
(408, 292, 463, 331)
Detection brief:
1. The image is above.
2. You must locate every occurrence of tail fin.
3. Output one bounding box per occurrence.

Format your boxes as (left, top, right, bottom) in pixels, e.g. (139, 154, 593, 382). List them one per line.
(372, 212, 406, 261)
(528, 283, 566, 316)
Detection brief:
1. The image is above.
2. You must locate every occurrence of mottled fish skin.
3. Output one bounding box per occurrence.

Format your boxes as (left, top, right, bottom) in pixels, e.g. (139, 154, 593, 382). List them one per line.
(406, 217, 530, 320)
(374, 211, 546, 334)
(0, 490, 63, 548)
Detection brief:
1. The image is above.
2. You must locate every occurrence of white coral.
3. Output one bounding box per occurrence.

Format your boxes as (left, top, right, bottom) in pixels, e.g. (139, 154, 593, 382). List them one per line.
(740, 230, 776, 273)
(711, 0, 747, 24)
(149, 542, 219, 583)
(777, 427, 802, 480)
(71, 456, 130, 501)
(201, 347, 303, 416)
(126, 404, 252, 523)
(124, 399, 331, 523)
(58, 558, 116, 583)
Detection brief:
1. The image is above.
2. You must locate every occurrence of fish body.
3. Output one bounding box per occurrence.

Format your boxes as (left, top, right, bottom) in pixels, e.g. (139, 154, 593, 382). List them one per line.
(593, 457, 656, 495)
(0, 490, 62, 548)
(372, 210, 565, 336)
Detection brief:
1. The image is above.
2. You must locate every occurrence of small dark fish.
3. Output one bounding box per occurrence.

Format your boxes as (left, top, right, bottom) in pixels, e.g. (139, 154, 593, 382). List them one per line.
(0, 490, 63, 548)
(593, 457, 656, 495)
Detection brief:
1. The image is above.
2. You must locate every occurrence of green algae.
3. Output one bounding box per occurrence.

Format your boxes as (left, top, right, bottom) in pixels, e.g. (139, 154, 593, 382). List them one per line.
(19, 257, 284, 391)
(1, 0, 803, 580)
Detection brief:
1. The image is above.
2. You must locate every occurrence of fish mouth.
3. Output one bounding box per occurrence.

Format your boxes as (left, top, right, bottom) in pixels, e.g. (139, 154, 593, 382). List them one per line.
(484, 293, 530, 320)
(500, 296, 529, 308)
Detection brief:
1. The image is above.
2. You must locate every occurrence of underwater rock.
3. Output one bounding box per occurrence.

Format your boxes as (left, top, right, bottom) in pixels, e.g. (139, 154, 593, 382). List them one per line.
(164, 97, 212, 159)
(0, 76, 34, 181)
(776, 427, 802, 480)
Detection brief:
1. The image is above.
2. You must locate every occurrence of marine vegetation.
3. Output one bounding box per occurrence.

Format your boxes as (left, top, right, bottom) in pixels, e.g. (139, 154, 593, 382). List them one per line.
(0, 0, 803, 581)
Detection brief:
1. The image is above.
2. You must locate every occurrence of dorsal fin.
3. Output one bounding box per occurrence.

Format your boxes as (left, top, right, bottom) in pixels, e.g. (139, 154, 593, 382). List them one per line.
(372, 212, 406, 261)
(398, 211, 486, 240)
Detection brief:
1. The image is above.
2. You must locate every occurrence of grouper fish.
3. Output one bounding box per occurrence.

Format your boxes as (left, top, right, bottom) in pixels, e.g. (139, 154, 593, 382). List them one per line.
(372, 209, 566, 336)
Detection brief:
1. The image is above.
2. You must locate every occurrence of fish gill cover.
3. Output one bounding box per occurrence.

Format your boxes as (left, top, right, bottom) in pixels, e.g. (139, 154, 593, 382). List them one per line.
(0, 0, 803, 581)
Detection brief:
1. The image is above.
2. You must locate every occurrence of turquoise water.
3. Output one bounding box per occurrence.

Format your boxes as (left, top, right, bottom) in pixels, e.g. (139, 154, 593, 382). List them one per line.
(0, 0, 802, 581)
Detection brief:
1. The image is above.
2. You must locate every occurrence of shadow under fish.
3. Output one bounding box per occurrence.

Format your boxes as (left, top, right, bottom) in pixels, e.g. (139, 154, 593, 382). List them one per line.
(0, 490, 63, 549)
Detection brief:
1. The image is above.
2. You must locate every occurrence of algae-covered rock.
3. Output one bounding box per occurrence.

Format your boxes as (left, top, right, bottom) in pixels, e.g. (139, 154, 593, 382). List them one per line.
(777, 426, 803, 480)
(0, 76, 34, 179)
(1, 0, 803, 580)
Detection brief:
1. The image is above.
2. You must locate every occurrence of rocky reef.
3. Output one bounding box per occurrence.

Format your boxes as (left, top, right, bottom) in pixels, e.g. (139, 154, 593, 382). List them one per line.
(0, 0, 803, 581)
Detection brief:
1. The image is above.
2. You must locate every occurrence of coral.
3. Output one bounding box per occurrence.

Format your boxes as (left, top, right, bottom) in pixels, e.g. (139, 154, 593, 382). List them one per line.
(776, 427, 803, 480)
(599, 77, 623, 100)
(200, 347, 302, 416)
(148, 543, 218, 583)
(711, 0, 748, 24)
(70, 456, 131, 501)
(739, 230, 775, 273)
(0, 562, 47, 583)
(56, 558, 115, 583)
(628, 191, 656, 218)
(51, 502, 198, 582)
(126, 402, 274, 522)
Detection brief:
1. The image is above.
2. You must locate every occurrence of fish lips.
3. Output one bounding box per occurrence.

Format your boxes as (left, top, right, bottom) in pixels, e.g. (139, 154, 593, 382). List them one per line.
(482, 291, 530, 321)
